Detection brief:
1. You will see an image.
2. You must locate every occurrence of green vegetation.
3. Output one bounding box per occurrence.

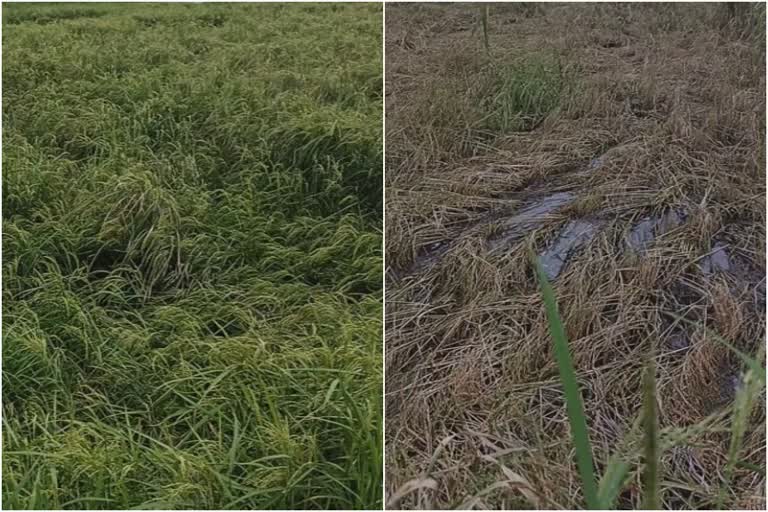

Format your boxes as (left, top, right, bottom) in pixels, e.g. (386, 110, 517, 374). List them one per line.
(532, 254, 598, 508)
(478, 56, 563, 133)
(3, 2, 382, 509)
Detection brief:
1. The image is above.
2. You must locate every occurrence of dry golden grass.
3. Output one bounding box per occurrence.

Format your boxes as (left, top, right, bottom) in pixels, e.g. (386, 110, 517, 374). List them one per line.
(385, 3, 765, 509)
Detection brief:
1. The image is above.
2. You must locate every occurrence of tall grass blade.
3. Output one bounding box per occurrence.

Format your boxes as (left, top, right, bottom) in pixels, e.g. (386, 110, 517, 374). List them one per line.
(734, 460, 765, 476)
(641, 356, 660, 510)
(532, 253, 599, 509)
(481, 6, 490, 54)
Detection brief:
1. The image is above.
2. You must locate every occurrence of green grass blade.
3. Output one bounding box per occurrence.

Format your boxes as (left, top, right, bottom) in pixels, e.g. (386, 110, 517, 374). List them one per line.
(598, 412, 644, 508)
(481, 6, 490, 54)
(641, 357, 660, 510)
(734, 460, 765, 476)
(717, 352, 765, 509)
(532, 253, 599, 509)
(597, 457, 630, 509)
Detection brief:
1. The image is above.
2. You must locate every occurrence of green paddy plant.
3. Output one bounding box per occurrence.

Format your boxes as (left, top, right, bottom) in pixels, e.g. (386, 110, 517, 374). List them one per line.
(3, 2, 382, 509)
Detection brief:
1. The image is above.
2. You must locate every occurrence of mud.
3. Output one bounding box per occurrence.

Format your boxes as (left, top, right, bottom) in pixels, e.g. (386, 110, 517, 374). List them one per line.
(403, 214, 506, 278)
(723, 372, 743, 398)
(627, 218, 656, 252)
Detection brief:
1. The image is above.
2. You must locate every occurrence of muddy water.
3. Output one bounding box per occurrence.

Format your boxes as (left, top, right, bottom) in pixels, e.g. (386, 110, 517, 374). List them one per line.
(399, 191, 578, 278)
(699, 243, 731, 274)
(588, 157, 604, 171)
(539, 219, 604, 279)
(626, 209, 686, 252)
(487, 192, 575, 252)
(399, 152, 616, 278)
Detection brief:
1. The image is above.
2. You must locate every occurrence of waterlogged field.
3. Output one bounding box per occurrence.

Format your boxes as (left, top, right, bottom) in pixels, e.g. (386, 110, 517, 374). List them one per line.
(385, 3, 765, 510)
(3, 3, 382, 509)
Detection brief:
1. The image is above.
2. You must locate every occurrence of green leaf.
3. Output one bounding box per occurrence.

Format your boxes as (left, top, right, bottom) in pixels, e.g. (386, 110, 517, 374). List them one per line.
(734, 460, 766, 476)
(532, 253, 599, 509)
(597, 457, 630, 509)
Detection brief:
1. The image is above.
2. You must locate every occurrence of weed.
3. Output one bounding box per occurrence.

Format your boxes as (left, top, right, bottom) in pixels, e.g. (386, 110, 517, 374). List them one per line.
(477, 56, 563, 133)
(533, 253, 599, 508)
